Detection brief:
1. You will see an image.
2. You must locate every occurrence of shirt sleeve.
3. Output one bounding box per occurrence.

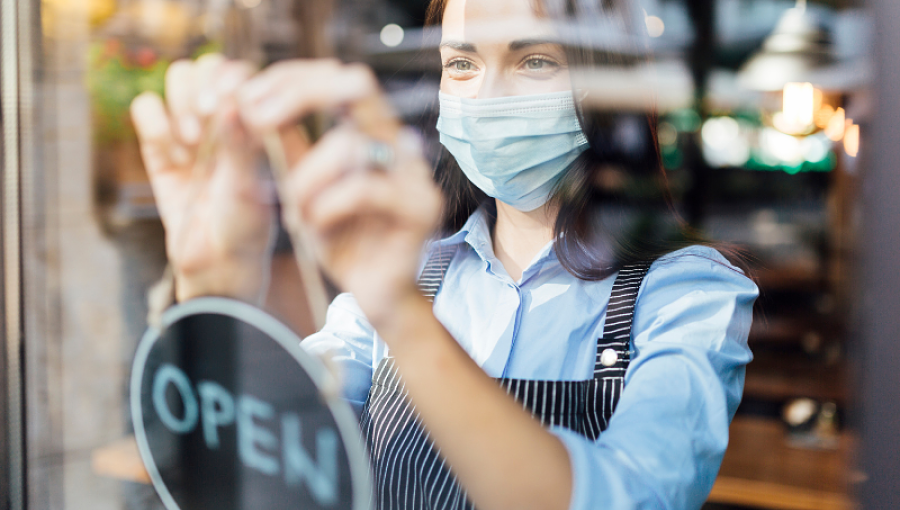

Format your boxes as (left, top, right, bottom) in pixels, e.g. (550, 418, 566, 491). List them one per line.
(550, 246, 758, 510)
(300, 292, 377, 416)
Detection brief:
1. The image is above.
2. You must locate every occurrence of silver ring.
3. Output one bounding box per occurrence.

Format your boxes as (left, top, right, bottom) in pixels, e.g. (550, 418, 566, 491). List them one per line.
(366, 140, 395, 170)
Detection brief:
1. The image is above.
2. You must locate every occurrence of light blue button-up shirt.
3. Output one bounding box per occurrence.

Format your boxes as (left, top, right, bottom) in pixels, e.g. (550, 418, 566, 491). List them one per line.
(302, 207, 758, 510)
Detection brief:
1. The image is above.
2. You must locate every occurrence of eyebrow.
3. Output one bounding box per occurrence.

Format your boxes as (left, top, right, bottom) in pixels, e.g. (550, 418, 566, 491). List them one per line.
(439, 41, 477, 52)
(439, 38, 560, 53)
(508, 38, 558, 51)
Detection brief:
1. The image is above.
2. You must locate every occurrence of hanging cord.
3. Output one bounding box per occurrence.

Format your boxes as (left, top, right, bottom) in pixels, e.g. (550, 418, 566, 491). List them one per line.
(260, 93, 403, 331)
(262, 128, 330, 330)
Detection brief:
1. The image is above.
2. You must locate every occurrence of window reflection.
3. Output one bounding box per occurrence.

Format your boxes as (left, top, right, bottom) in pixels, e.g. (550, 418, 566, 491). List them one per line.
(11, 0, 876, 509)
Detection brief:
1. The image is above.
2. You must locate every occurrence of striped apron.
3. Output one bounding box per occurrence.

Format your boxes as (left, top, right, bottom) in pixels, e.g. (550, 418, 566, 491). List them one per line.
(359, 248, 652, 510)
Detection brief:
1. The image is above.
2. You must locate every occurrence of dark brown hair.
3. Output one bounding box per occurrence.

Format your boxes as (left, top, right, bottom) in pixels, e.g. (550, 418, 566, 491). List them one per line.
(425, 0, 745, 279)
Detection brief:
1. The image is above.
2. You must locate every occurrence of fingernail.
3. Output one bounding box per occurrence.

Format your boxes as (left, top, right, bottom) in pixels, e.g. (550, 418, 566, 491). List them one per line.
(246, 99, 282, 128)
(334, 78, 368, 99)
(239, 78, 270, 104)
(197, 90, 218, 115)
(217, 71, 244, 96)
(180, 116, 201, 143)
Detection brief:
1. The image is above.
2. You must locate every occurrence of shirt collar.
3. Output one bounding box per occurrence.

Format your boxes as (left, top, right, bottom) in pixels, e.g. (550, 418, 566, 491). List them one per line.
(432, 206, 559, 278)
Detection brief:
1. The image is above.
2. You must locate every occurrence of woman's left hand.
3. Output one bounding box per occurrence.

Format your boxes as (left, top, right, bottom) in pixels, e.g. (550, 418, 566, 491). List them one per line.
(283, 124, 442, 326)
(283, 124, 441, 325)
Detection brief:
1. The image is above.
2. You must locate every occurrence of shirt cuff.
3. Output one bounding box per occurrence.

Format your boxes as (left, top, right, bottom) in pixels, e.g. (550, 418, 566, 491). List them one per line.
(549, 425, 666, 510)
(550, 426, 593, 510)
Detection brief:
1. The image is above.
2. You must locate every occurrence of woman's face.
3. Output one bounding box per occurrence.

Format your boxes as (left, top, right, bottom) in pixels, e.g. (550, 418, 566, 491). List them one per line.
(439, 0, 571, 98)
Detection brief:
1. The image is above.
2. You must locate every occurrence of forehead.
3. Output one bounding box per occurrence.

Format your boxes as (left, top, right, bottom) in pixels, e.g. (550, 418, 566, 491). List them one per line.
(441, 0, 555, 44)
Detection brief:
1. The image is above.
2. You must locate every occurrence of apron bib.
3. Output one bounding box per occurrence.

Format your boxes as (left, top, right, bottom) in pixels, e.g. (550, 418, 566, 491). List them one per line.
(360, 248, 652, 510)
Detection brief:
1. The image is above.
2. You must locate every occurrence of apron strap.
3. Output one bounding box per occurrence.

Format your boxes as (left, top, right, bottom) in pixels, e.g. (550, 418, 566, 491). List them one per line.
(415, 245, 653, 378)
(594, 260, 654, 377)
(417, 246, 459, 302)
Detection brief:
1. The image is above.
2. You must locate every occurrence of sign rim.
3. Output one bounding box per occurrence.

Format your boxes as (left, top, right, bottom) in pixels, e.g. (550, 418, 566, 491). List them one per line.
(130, 296, 373, 510)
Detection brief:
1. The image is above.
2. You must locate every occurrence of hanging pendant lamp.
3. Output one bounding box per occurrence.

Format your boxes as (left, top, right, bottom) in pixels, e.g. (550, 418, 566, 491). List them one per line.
(738, 0, 836, 92)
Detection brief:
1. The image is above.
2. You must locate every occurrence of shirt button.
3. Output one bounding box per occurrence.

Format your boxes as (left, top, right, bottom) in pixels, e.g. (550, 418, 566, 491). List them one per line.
(600, 348, 618, 367)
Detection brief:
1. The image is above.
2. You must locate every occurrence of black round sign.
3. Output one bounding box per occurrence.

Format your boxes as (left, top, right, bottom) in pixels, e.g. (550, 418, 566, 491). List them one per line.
(131, 298, 372, 510)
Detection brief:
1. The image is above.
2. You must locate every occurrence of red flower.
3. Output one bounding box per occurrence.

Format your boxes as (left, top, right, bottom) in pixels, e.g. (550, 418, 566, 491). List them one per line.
(135, 47, 157, 68)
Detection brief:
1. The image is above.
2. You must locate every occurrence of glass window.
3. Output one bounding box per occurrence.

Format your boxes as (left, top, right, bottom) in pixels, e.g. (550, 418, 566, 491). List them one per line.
(2, 0, 890, 509)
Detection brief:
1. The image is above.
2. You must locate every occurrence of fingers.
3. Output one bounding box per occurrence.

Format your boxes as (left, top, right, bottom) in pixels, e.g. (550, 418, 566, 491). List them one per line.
(196, 57, 257, 123)
(287, 125, 368, 210)
(131, 91, 188, 171)
(216, 61, 257, 104)
(193, 53, 227, 117)
(167, 54, 242, 145)
(284, 124, 440, 237)
(238, 61, 380, 130)
(305, 167, 441, 237)
(206, 60, 258, 157)
(306, 171, 395, 231)
(165, 60, 200, 144)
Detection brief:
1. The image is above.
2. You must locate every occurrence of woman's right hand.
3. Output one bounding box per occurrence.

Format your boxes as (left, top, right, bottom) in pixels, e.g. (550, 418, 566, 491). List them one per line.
(130, 54, 274, 303)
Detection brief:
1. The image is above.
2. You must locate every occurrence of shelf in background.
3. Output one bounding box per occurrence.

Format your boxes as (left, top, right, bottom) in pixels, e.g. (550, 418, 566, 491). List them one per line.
(754, 265, 827, 293)
(749, 316, 839, 345)
(743, 351, 848, 404)
(709, 416, 856, 510)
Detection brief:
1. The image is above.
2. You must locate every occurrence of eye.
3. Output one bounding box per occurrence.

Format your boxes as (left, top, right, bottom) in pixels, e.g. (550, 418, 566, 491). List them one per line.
(525, 58, 548, 70)
(520, 55, 561, 74)
(445, 58, 477, 73)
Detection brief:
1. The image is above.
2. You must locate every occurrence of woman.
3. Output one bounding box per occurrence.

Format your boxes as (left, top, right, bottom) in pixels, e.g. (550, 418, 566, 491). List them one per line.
(130, 0, 758, 508)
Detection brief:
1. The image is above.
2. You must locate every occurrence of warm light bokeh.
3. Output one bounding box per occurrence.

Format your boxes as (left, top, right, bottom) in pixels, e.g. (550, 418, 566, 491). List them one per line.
(844, 123, 860, 158)
(781, 82, 816, 133)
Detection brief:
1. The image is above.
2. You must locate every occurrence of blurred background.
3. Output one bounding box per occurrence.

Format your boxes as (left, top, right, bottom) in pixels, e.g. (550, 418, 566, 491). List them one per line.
(1, 0, 897, 508)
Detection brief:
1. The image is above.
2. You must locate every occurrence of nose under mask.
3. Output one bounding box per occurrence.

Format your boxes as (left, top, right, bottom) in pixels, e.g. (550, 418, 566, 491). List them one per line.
(436, 90, 589, 212)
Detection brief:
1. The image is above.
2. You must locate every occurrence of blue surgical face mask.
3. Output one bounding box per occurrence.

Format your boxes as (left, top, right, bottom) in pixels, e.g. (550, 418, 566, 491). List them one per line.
(436, 90, 589, 211)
